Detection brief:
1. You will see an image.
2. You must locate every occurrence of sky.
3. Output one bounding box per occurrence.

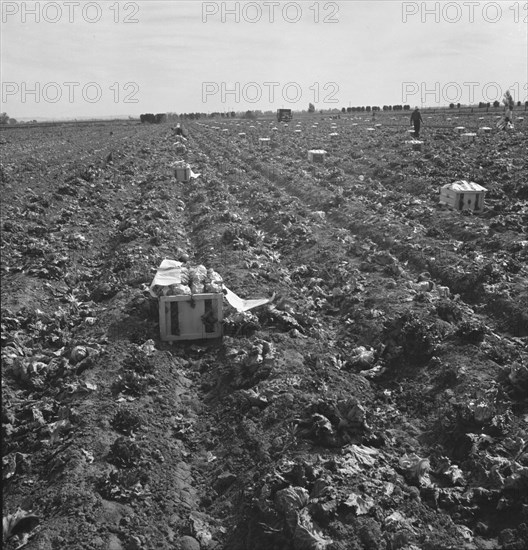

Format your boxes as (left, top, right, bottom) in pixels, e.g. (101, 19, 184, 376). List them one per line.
(1, 0, 527, 119)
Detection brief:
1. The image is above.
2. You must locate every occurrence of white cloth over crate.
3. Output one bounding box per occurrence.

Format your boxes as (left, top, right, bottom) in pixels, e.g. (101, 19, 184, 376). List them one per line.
(149, 259, 183, 297)
(149, 260, 272, 312)
(442, 180, 487, 193)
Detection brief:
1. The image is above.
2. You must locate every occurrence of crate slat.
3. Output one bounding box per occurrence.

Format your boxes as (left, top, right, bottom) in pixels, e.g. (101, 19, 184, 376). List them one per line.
(159, 293, 223, 341)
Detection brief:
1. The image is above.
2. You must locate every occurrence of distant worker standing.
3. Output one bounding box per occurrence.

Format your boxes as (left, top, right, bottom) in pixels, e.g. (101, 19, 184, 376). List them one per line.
(502, 90, 514, 130)
(410, 106, 424, 138)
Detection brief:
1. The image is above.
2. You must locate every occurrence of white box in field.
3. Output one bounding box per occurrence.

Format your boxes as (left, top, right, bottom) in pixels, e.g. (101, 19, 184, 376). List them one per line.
(159, 293, 223, 341)
(439, 180, 486, 212)
(238, 132, 246, 137)
(461, 132, 477, 141)
(308, 149, 327, 163)
(405, 140, 423, 151)
(329, 132, 339, 138)
(174, 162, 191, 182)
(479, 127, 492, 134)
(259, 138, 271, 146)
(455, 126, 466, 133)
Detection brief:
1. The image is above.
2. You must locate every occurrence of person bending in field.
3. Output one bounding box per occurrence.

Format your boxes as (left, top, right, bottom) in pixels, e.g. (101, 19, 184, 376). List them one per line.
(410, 106, 423, 138)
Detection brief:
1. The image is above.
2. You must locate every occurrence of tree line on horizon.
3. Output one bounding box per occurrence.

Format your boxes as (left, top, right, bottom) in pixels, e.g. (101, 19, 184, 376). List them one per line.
(155, 101, 528, 121)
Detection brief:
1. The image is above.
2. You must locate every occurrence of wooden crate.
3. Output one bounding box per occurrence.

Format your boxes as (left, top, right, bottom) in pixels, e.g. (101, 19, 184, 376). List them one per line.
(159, 293, 223, 341)
(175, 164, 191, 183)
(308, 150, 326, 163)
(439, 189, 485, 211)
(439, 188, 458, 208)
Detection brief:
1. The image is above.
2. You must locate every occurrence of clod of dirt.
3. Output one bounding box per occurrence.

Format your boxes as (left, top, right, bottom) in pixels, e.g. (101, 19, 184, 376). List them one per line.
(178, 535, 200, 550)
(507, 363, 528, 395)
(109, 437, 142, 467)
(112, 408, 143, 436)
(70, 345, 88, 364)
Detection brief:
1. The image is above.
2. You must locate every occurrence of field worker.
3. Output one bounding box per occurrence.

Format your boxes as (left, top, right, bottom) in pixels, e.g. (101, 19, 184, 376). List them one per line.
(175, 123, 183, 136)
(410, 107, 423, 138)
(497, 91, 515, 131)
(504, 106, 513, 124)
(503, 90, 514, 128)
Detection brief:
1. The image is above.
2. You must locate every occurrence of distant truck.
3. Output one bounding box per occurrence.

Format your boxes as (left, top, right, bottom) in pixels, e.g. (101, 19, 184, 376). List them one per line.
(277, 109, 292, 122)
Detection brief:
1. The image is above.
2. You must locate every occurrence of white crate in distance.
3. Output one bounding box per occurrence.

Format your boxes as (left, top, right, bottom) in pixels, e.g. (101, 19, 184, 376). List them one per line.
(159, 293, 223, 341)
(439, 180, 487, 212)
(308, 149, 327, 163)
(405, 140, 423, 151)
(259, 138, 271, 146)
